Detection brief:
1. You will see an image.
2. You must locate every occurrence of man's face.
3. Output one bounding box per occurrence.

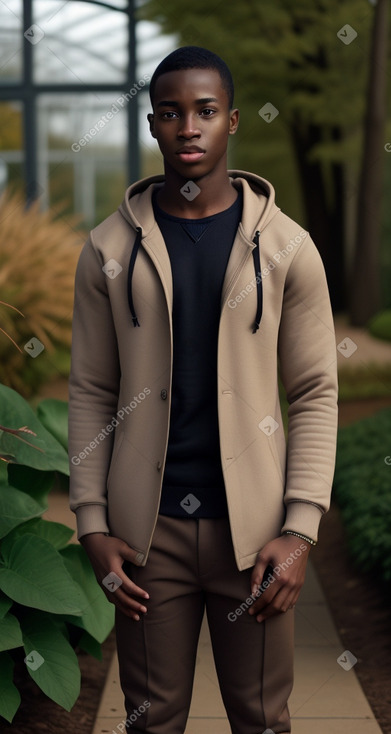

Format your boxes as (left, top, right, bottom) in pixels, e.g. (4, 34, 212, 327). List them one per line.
(148, 68, 239, 180)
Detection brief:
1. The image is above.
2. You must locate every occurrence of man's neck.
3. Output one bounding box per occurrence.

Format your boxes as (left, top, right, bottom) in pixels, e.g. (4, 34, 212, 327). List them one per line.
(156, 166, 237, 219)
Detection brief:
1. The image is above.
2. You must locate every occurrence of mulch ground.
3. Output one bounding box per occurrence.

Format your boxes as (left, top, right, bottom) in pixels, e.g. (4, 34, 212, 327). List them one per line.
(2, 396, 390, 733)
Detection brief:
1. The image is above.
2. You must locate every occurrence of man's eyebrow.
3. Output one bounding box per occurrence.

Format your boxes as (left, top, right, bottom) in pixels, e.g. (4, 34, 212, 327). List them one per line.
(156, 97, 219, 108)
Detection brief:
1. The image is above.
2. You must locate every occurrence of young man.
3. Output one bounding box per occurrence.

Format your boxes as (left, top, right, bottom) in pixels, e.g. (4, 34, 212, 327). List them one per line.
(68, 46, 338, 734)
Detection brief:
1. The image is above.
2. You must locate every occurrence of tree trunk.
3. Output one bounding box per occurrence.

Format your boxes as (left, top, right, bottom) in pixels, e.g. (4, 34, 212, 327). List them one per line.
(348, 0, 389, 326)
(289, 122, 346, 311)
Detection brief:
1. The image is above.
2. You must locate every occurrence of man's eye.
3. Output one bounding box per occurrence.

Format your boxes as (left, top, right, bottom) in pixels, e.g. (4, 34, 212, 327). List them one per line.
(162, 111, 178, 119)
(201, 108, 215, 116)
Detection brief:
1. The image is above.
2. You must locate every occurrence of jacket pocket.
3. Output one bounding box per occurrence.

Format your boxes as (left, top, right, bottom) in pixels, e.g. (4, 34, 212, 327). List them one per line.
(106, 430, 125, 487)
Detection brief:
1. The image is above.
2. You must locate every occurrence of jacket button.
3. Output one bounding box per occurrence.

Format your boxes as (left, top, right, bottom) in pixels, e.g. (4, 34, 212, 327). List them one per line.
(160, 389, 167, 400)
(157, 461, 162, 471)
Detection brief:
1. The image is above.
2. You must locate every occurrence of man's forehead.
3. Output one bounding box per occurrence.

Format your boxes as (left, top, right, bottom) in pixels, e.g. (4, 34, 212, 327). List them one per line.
(154, 68, 224, 98)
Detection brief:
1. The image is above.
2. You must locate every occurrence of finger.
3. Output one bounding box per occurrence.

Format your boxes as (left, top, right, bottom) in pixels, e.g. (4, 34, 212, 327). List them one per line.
(101, 558, 149, 599)
(111, 596, 143, 620)
(104, 586, 149, 616)
(253, 588, 291, 622)
(250, 559, 269, 596)
(121, 544, 147, 568)
(117, 573, 150, 600)
(249, 576, 280, 614)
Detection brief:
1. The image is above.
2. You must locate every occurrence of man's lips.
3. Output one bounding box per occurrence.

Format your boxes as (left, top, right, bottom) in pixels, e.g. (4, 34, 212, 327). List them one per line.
(176, 147, 205, 163)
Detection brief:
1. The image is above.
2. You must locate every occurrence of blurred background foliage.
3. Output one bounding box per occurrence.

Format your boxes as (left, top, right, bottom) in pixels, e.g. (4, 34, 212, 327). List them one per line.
(0, 190, 83, 397)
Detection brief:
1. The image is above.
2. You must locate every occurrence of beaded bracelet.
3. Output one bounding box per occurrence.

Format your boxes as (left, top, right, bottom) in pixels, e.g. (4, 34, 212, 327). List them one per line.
(283, 530, 317, 546)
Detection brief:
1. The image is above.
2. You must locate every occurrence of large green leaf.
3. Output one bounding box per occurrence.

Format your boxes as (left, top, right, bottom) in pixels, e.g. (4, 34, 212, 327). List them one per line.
(0, 591, 12, 619)
(36, 399, 68, 451)
(77, 630, 102, 660)
(60, 544, 115, 643)
(0, 534, 83, 615)
(0, 611, 23, 652)
(0, 651, 21, 722)
(7, 464, 54, 506)
(21, 610, 80, 712)
(7, 518, 74, 550)
(0, 384, 69, 475)
(0, 484, 44, 539)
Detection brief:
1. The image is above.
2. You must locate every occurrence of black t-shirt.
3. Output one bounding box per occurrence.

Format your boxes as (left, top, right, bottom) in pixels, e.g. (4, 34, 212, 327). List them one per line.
(153, 186, 243, 518)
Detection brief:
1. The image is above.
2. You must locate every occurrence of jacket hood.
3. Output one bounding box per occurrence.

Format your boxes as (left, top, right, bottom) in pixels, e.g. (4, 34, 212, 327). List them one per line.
(118, 170, 280, 240)
(118, 170, 281, 333)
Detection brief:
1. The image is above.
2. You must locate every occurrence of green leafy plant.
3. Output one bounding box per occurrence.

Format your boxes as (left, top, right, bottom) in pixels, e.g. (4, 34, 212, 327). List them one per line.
(333, 407, 391, 583)
(0, 384, 114, 723)
(368, 310, 391, 343)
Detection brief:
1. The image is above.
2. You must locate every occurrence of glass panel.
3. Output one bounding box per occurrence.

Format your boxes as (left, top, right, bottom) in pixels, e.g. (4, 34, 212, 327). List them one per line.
(0, 0, 23, 82)
(33, 1, 128, 84)
(37, 93, 128, 227)
(0, 101, 24, 195)
(136, 23, 177, 179)
(136, 20, 178, 81)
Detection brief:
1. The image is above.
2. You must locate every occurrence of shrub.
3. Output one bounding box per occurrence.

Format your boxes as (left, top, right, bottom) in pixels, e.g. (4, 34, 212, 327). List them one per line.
(338, 363, 391, 400)
(333, 407, 391, 583)
(0, 384, 114, 724)
(368, 310, 391, 343)
(0, 190, 84, 397)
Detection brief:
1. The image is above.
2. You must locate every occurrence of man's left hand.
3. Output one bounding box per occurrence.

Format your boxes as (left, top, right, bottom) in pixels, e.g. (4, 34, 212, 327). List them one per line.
(249, 535, 311, 622)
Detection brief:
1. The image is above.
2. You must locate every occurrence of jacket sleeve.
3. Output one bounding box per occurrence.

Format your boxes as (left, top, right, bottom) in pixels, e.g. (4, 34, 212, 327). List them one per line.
(68, 234, 121, 539)
(277, 234, 338, 543)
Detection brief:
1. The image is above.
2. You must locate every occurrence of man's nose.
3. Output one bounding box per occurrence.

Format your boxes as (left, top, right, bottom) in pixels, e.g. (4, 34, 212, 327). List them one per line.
(178, 114, 201, 137)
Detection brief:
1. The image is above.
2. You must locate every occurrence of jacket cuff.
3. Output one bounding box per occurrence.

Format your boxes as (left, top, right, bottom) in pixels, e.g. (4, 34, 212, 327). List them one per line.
(281, 501, 324, 543)
(75, 504, 110, 540)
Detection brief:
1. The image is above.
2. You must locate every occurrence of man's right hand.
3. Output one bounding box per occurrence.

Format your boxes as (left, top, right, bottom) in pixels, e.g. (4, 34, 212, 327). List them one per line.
(79, 533, 149, 620)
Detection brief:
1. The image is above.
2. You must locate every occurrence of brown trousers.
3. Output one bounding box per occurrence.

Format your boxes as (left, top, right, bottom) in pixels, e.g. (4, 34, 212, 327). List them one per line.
(115, 514, 294, 734)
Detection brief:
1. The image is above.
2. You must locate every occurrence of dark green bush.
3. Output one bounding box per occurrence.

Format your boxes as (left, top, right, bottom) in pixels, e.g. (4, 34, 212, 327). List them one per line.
(333, 408, 391, 583)
(368, 310, 391, 343)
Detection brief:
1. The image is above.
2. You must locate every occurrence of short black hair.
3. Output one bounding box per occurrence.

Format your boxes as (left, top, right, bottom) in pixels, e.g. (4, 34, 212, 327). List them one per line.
(149, 46, 234, 110)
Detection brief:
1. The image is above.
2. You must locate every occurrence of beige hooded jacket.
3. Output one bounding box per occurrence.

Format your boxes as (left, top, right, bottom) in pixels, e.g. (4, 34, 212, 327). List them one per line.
(68, 170, 338, 571)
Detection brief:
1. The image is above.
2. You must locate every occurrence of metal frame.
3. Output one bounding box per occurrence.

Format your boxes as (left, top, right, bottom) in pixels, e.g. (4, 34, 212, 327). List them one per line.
(0, 0, 139, 202)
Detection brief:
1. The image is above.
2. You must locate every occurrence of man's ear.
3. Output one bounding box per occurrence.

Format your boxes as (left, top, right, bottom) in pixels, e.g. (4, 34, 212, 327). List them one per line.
(147, 113, 156, 139)
(229, 108, 240, 135)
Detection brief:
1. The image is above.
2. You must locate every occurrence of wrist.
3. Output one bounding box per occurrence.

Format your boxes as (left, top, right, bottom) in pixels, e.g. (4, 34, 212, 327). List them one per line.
(282, 530, 317, 547)
(80, 531, 109, 544)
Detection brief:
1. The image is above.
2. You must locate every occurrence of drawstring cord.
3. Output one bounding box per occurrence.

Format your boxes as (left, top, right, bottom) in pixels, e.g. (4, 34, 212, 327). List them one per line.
(252, 230, 263, 334)
(127, 226, 142, 327)
(127, 226, 263, 333)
